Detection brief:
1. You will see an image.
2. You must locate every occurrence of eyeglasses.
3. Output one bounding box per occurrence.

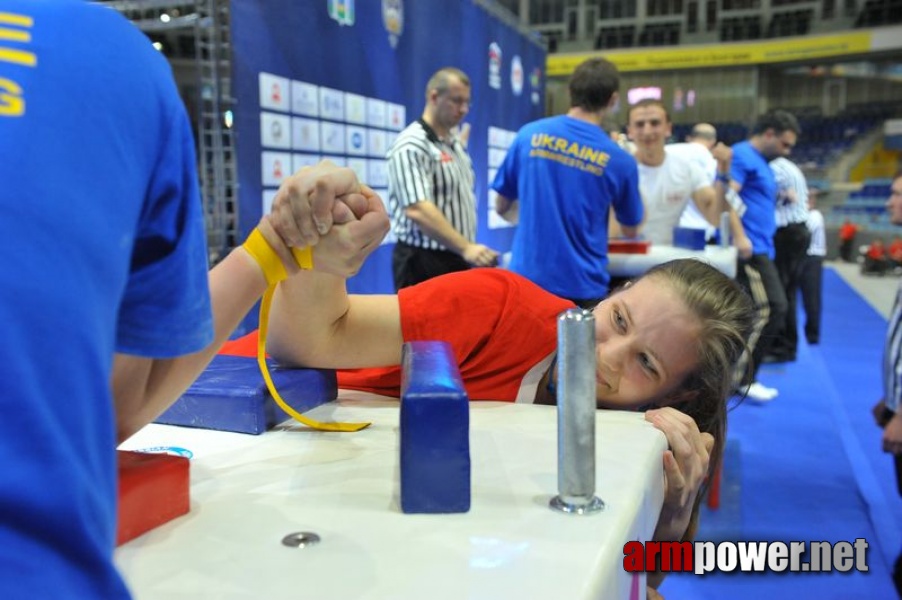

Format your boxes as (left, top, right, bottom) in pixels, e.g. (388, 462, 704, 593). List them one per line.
(442, 94, 471, 109)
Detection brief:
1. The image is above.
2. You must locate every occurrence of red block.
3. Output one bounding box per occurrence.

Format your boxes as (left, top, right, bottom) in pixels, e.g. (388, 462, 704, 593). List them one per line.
(116, 450, 190, 546)
(608, 239, 651, 254)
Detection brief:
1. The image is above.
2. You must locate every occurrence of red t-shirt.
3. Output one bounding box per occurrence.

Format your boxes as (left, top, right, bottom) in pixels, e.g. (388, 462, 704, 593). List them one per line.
(839, 222, 858, 241)
(221, 270, 574, 403)
(888, 241, 902, 261)
(867, 243, 886, 260)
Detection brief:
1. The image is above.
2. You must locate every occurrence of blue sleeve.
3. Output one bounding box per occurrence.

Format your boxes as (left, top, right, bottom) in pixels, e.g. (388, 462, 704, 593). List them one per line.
(612, 156, 643, 227)
(116, 101, 214, 358)
(730, 144, 750, 188)
(491, 135, 521, 199)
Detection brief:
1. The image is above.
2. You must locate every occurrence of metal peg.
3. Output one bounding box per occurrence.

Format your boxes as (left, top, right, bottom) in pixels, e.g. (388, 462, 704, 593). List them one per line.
(549, 309, 605, 515)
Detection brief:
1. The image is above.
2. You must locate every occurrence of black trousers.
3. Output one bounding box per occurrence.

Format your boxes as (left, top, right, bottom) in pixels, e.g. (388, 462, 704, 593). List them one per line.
(874, 402, 902, 597)
(797, 255, 823, 344)
(772, 223, 812, 358)
(735, 254, 788, 381)
(840, 238, 856, 262)
(392, 242, 470, 291)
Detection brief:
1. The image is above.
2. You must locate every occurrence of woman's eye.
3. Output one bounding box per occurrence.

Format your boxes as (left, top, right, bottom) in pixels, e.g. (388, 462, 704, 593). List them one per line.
(613, 309, 626, 331)
(639, 353, 658, 376)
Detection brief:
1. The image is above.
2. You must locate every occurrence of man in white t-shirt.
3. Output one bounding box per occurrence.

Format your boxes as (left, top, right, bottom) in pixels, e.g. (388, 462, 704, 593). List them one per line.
(798, 186, 826, 345)
(622, 100, 734, 245)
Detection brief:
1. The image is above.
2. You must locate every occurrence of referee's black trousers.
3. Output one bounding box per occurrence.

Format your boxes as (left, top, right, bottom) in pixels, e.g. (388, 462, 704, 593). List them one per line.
(392, 242, 470, 291)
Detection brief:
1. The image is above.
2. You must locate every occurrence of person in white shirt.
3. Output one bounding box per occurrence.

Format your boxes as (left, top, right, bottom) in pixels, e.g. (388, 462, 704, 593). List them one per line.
(621, 100, 739, 247)
(798, 187, 826, 345)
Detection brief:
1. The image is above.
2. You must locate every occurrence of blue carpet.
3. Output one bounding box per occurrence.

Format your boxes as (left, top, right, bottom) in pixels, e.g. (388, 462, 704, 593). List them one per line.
(660, 267, 900, 599)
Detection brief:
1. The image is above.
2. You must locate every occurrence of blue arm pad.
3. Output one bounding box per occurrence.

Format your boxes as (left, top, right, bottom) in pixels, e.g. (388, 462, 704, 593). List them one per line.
(156, 355, 337, 435)
(400, 341, 471, 514)
(672, 226, 708, 250)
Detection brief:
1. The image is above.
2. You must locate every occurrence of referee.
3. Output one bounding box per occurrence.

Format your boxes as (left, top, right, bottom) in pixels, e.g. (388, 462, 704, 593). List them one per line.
(386, 67, 498, 290)
(767, 155, 811, 363)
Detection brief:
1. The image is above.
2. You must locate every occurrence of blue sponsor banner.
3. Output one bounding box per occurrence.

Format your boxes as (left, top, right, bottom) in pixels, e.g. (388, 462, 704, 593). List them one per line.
(231, 0, 545, 298)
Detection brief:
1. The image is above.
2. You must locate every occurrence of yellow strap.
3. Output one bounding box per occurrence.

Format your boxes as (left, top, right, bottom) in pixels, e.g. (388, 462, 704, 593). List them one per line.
(242, 228, 314, 285)
(242, 228, 288, 286)
(243, 228, 370, 432)
(291, 246, 313, 270)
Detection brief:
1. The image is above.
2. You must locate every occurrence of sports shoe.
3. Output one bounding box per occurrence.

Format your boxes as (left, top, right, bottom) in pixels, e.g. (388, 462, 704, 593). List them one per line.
(745, 381, 778, 402)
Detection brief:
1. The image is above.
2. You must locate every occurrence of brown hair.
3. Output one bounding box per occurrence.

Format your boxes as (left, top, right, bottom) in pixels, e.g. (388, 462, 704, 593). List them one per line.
(639, 259, 755, 539)
(569, 57, 620, 112)
(627, 98, 671, 124)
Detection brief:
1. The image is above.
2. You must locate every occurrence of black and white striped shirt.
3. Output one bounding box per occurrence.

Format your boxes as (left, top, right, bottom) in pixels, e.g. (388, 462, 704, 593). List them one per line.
(770, 157, 809, 227)
(885, 282, 902, 412)
(386, 119, 476, 250)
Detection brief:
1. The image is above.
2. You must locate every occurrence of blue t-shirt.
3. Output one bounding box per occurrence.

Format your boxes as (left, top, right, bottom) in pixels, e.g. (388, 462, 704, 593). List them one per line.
(731, 140, 778, 257)
(492, 115, 642, 299)
(0, 2, 213, 597)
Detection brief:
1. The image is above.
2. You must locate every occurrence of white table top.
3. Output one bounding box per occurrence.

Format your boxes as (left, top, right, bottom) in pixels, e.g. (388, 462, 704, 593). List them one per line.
(116, 393, 667, 600)
(608, 244, 737, 279)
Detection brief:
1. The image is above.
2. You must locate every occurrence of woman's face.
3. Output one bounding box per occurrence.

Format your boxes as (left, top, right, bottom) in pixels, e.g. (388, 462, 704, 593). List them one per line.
(591, 276, 700, 410)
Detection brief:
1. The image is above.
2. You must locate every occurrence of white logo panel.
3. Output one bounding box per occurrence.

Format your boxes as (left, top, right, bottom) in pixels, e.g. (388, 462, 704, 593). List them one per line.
(320, 122, 347, 154)
(291, 117, 321, 152)
(366, 159, 389, 188)
(259, 72, 290, 111)
(367, 129, 387, 157)
(319, 87, 345, 121)
(345, 92, 367, 124)
(260, 112, 291, 149)
(386, 103, 406, 131)
(488, 147, 508, 169)
(291, 81, 319, 116)
(345, 125, 367, 156)
(262, 151, 292, 186)
(366, 98, 387, 128)
(346, 158, 368, 182)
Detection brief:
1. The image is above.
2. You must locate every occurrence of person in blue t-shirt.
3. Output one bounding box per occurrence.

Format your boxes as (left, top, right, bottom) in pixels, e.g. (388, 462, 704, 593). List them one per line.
(0, 3, 388, 597)
(491, 57, 643, 309)
(727, 110, 801, 402)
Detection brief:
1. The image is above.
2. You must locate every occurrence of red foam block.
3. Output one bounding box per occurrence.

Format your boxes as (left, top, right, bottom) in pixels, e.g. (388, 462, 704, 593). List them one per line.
(608, 239, 651, 254)
(116, 450, 190, 546)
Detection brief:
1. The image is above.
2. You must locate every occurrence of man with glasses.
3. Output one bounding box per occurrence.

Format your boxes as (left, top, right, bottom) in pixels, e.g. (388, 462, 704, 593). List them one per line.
(727, 109, 801, 402)
(386, 67, 498, 290)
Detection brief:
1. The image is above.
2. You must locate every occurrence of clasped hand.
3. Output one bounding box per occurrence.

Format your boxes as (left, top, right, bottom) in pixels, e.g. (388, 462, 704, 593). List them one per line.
(258, 160, 390, 278)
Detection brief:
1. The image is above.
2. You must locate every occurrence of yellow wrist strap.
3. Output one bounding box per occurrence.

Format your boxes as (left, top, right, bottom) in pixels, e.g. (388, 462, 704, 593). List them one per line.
(242, 228, 315, 285)
(242, 228, 370, 432)
(291, 246, 313, 271)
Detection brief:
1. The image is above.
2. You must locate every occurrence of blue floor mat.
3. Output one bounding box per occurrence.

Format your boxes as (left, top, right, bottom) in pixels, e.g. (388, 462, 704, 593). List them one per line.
(659, 268, 899, 599)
